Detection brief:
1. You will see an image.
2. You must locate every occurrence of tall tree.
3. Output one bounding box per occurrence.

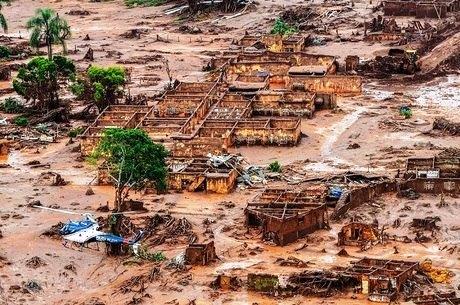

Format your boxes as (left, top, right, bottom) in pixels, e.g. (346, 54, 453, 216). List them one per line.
(90, 128, 169, 211)
(71, 66, 126, 111)
(0, 0, 9, 32)
(13, 56, 75, 111)
(26, 8, 71, 59)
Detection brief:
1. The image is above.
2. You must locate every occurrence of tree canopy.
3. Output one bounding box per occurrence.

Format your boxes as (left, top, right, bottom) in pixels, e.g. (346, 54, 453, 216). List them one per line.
(271, 18, 297, 36)
(90, 128, 169, 211)
(27, 8, 71, 59)
(13, 56, 75, 111)
(71, 66, 126, 111)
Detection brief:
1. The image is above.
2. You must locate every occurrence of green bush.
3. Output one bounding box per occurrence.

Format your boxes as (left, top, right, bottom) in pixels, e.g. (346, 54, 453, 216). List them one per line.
(0, 46, 10, 59)
(14, 116, 29, 126)
(268, 161, 282, 173)
(135, 247, 166, 261)
(124, 0, 164, 8)
(271, 18, 297, 36)
(399, 106, 412, 119)
(1, 97, 23, 114)
(68, 127, 85, 138)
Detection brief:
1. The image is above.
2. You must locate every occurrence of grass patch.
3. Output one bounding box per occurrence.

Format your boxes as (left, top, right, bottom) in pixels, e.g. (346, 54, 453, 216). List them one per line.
(1, 97, 23, 114)
(124, 0, 165, 8)
(14, 116, 29, 126)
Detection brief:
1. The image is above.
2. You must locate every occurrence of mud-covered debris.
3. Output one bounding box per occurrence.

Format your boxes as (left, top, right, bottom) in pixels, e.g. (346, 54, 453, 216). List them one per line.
(411, 217, 441, 231)
(83, 47, 94, 61)
(64, 263, 77, 274)
(80, 298, 106, 305)
(121, 28, 148, 39)
(23, 280, 42, 292)
(35, 172, 67, 186)
(85, 187, 95, 196)
(66, 9, 91, 16)
(210, 274, 241, 290)
(27, 200, 41, 207)
(433, 117, 460, 135)
(420, 259, 455, 283)
(398, 188, 420, 199)
(337, 249, 349, 257)
(347, 143, 360, 149)
(41, 222, 64, 239)
(178, 25, 202, 34)
(275, 256, 310, 267)
(25, 256, 47, 269)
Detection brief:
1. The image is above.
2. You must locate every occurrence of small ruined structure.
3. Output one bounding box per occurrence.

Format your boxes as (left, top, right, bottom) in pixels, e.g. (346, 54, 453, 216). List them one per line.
(364, 16, 435, 42)
(342, 258, 419, 302)
(245, 188, 328, 245)
(337, 222, 380, 247)
(236, 34, 310, 53)
(382, 0, 460, 18)
(168, 155, 241, 193)
(403, 151, 460, 194)
(185, 241, 217, 265)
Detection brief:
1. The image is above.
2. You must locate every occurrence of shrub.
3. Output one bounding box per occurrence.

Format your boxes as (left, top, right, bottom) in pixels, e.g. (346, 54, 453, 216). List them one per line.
(124, 0, 164, 8)
(268, 161, 282, 173)
(399, 106, 412, 119)
(0, 46, 10, 59)
(68, 126, 84, 138)
(271, 18, 297, 36)
(14, 116, 29, 126)
(1, 97, 23, 114)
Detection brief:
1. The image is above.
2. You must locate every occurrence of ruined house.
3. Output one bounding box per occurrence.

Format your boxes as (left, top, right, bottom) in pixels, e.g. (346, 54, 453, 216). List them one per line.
(245, 188, 328, 245)
(337, 222, 380, 247)
(382, 0, 460, 18)
(185, 241, 217, 265)
(168, 155, 240, 193)
(403, 152, 460, 194)
(342, 258, 419, 302)
(236, 34, 310, 53)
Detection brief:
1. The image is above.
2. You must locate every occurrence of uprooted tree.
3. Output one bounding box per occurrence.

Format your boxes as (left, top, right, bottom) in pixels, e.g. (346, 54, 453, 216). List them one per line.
(13, 56, 75, 111)
(90, 128, 169, 212)
(71, 66, 126, 111)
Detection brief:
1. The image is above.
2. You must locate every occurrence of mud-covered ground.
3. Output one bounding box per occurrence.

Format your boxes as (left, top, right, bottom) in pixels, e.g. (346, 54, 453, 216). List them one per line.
(0, 0, 459, 304)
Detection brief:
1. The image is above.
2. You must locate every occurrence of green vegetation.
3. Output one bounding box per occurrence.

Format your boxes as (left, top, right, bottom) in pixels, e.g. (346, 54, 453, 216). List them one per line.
(0, 97, 23, 113)
(124, 0, 164, 8)
(27, 8, 71, 59)
(399, 106, 413, 119)
(135, 247, 166, 261)
(90, 128, 169, 211)
(14, 116, 29, 126)
(270, 18, 297, 36)
(13, 56, 75, 111)
(0, 0, 10, 32)
(72, 66, 126, 111)
(0, 45, 10, 58)
(67, 126, 84, 138)
(268, 160, 282, 173)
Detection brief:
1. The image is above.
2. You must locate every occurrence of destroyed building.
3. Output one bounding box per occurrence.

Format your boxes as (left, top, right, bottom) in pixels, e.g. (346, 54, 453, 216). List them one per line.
(245, 188, 328, 245)
(382, 0, 460, 18)
(342, 258, 419, 302)
(403, 152, 460, 194)
(337, 222, 380, 248)
(185, 241, 217, 265)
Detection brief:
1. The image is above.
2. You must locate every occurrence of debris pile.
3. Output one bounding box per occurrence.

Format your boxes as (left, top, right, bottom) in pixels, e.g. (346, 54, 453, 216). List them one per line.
(433, 117, 460, 135)
(35, 172, 67, 186)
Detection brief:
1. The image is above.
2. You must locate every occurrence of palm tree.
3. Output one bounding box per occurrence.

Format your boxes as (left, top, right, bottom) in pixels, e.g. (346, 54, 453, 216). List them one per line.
(0, 0, 10, 32)
(26, 8, 71, 59)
